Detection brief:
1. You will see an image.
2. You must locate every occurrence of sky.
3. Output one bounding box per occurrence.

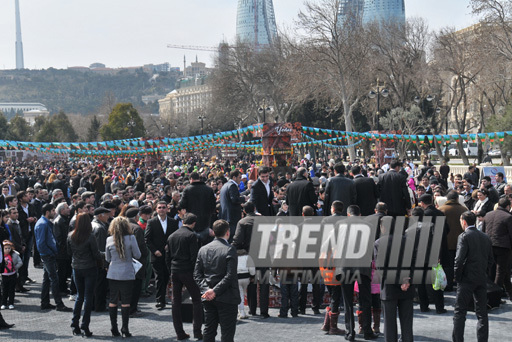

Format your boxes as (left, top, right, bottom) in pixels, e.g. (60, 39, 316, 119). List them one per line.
(0, 0, 477, 70)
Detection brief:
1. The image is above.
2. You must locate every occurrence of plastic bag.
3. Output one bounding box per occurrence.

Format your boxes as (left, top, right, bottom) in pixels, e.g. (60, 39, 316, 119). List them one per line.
(432, 263, 447, 291)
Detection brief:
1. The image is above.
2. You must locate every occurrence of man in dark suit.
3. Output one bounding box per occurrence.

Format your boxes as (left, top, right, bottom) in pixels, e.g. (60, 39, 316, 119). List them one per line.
(374, 218, 415, 342)
(378, 160, 411, 217)
(417, 194, 448, 314)
(352, 165, 379, 216)
(194, 219, 240, 342)
(144, 201, 179, 309)
(166, 213, 202, 341)
(179, 172, 216, 245)
(324, 163, 356, 216)
(250, 166, 275, 216)
(286, 167, 317, 216)
(219, 170, 246, 241)
(453, 211, 493, 342)
(0, 185, 9, 209)
(16, 190, 37, 289)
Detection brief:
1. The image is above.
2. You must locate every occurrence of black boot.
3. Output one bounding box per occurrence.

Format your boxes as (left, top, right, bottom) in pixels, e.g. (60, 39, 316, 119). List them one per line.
(109, 306, 120, 337)
(0, 313, 14, 329)
(121, 307, 132, 338)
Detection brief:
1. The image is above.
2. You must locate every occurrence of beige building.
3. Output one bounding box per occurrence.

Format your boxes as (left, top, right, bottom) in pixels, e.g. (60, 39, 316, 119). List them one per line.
(158, 77, 212, 136)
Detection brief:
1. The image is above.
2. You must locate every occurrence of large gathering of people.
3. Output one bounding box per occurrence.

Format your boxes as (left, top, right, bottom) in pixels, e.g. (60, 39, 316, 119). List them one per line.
(0, 154, 508, 341)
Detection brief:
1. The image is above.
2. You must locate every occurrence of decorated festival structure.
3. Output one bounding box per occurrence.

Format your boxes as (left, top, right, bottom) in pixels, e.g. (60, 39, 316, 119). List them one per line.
(0, 124, 507, 160)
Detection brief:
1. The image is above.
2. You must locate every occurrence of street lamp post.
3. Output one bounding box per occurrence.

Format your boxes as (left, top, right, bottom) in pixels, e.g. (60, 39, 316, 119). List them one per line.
(325, 106, 338, 130)
(198, 115, 206, 135)
(258, 101, 273, 123)
(126, 117, 135, 138)
(368, 79, 389, 132)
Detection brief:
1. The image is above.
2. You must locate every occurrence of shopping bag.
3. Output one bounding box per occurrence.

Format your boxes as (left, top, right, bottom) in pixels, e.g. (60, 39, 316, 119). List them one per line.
(432, 263, 447, 291)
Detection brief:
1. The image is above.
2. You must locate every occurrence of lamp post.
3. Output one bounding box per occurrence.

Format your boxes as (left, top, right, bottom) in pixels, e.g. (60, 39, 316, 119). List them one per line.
(325, 106, 338, 130)
(368, 79, 389, 132)
(198, 115, 206, 135)
(258, 101, 273, 123)
(127, 112, 136, 138)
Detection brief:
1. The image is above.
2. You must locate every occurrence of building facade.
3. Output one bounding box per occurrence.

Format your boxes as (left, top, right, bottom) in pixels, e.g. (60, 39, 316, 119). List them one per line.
(337, 0, 364, 27)
(236, 0, 278, 47)
(362, 0, 406, 26)
(158, 77, 212, 136)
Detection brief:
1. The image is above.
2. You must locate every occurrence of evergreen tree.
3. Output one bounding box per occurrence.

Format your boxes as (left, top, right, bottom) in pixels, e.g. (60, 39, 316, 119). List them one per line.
(100, 103, 145, 140)
(87, 115, 101, 141)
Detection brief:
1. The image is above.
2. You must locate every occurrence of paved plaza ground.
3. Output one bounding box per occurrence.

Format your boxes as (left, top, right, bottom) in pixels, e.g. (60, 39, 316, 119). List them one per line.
(0, 264, 511, 341)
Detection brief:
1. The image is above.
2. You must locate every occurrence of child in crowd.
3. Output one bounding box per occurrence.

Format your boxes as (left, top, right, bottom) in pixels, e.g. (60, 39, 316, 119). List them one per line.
(2, 240, 23, 310)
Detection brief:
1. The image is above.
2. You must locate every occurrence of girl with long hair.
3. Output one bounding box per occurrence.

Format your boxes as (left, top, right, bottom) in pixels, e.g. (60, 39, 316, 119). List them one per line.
(105, 217, 141, 337)
(67, 213, 102, 337)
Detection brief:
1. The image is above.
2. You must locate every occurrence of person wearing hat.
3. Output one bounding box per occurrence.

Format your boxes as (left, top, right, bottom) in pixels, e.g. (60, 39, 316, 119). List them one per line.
(91, 207, 111, 312)
(122, 206, 148, 316)
(417, 194, 448, 314)
(137, 205, 153, 297)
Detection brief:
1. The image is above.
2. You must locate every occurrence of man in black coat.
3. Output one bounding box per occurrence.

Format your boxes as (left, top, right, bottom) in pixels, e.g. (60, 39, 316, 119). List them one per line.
(374, 218, 415, 342)
(53, 202, 71, 294)
(166, 213, 202, 340)
(378, 160, 411, 217)
(16, 190, 37, 288)
(144, 201, 179, 309)
(417, 194, 448, 314)
(179, 172, 216, 245)
(219, 170, 246, 241)
(286, 167, 317, 216)
(453, 211, 493, 342)
(324, 163, 356, 216)
(250, 166, 275, 216)
(481, 197, 512, 300)
(194, 219, 240, 342)
(352, 165, 379, 216)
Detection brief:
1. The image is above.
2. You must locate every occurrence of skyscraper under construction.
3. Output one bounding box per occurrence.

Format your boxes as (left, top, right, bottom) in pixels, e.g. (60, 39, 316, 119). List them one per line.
(236, 0, 278, 47)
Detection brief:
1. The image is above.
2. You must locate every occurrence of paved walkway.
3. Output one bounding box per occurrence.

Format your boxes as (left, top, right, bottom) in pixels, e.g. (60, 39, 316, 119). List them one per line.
(1, 264, 511, 341)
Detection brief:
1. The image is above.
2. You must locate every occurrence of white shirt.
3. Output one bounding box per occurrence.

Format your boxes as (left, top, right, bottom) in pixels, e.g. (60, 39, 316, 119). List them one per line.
(159, 216, 167, 234)
(262, 180, 270, 197)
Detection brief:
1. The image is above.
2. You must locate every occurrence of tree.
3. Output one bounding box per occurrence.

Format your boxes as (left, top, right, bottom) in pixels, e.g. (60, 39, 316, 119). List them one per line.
(209, 41, 296, 129)
(35, 111, 79, 142)
(8, 115, 33, 141)
(87, 115, 101, 141)
(379, 106, 429, 159)
(0, 112, 9, 140)
(432, 27, 484, 164)
(100, 103, 145, 140)
(487, 105, 512, 165)
(291, 0, 372, 160)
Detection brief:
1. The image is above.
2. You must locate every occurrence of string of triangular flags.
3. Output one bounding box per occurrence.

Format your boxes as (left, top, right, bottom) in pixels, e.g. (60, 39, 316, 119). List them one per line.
(0, 124, 508, 158)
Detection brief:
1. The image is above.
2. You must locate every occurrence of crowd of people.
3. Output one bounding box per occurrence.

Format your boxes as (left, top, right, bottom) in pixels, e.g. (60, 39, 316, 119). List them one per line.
(0, 155, 507, 341)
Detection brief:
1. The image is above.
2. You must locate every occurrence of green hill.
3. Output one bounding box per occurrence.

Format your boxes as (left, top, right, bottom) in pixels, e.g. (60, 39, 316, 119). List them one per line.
(0, 68, 178, 115)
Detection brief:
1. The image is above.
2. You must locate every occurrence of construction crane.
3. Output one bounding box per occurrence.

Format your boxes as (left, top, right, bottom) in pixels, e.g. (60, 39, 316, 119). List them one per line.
(167, 44, 219, 52)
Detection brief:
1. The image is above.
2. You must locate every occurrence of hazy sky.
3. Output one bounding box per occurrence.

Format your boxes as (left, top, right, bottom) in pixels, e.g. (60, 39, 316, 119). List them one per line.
(0, 0, 477, 70)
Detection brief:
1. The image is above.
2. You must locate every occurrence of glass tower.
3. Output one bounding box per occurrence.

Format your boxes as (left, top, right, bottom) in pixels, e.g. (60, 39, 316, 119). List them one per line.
(362, 0, 406, 25)
(337, 0, 364, 27)
(236, 0, 278, 47)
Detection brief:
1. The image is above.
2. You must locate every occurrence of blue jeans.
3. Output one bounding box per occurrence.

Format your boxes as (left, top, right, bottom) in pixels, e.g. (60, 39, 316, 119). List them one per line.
(41, 255, 63, 306)
(72, 267, 97, 329)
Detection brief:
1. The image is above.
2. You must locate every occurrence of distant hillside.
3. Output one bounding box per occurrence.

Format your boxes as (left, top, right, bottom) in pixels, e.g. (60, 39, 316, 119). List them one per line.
(0, 68, 178, 115)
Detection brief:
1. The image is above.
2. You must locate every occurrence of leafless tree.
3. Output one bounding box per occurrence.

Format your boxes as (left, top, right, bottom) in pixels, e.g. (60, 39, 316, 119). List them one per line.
(432, 26, 485, 164)
(290, 0, 372, 160)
